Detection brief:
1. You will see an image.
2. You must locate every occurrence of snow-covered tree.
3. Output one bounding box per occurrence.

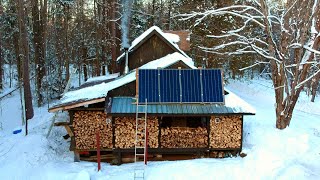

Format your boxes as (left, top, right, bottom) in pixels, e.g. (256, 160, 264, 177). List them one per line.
(181, 0, 320, 129)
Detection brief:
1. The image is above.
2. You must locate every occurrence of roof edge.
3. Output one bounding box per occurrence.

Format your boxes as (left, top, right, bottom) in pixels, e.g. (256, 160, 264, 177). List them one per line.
(48, 98, 105, 112)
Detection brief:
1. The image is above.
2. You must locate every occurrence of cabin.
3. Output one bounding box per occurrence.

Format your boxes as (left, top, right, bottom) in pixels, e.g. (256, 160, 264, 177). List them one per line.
(49, 26, 255, 163)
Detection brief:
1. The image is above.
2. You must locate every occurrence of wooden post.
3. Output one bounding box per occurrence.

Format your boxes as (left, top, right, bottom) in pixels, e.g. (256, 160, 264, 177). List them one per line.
(240, 115, 244, 152)
(96, 131, 101, 171)
(135, 68, 139, 101)
(158, 117, 162, 148)
(112, 117, 115, 148)
(207, 116, 210, 149)
(74, 151, 80, 162)
(145, 127, 148, 165)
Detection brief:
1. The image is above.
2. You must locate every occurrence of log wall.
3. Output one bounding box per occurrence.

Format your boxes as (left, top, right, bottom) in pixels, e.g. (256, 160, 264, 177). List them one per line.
(73, 111, 113, 150)
(114, 117, 159, 148)
(71, 111, 243, 151)
(161, 127, 208, 148)
(210, 115, 242, 149)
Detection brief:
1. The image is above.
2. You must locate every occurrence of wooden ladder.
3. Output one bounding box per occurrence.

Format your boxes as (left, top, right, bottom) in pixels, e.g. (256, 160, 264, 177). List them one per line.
(134, 98, 148, 180)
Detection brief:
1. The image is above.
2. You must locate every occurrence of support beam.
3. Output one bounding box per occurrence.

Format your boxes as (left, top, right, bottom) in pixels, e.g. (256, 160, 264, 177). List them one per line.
(74, 151, 80, 162)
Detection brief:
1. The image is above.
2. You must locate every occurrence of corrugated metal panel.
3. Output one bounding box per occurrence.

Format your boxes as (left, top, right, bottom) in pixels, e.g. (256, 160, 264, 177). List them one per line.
(110, 97, 255, 115)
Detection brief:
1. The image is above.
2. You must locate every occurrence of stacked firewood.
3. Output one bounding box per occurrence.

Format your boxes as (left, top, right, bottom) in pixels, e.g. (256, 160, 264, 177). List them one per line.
(73, 111, 112, 150)
(210, 116, 242, 148)
(114, 117, 159, 148)
(161, 127, 208, 148)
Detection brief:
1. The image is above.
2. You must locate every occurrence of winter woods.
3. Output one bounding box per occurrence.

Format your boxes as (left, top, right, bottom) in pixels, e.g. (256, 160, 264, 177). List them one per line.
(181, 0, 320, 129)
(0, 0, 319, 129)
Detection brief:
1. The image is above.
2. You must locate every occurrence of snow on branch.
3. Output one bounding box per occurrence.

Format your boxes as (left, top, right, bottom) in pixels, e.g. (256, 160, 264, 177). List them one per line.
(177, 5, 265, 28)
(295, 68, 320, 90)
(239, 61, 270, 71)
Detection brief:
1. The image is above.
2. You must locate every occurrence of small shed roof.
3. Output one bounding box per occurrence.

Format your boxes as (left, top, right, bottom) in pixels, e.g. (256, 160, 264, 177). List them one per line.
(117, 26, 191, 62)
(109, 88, 255, 115)
(49, 53, 195, 112)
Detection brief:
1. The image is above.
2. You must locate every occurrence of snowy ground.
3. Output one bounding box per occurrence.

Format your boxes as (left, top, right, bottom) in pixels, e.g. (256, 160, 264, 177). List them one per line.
(0, 78, 320, 180)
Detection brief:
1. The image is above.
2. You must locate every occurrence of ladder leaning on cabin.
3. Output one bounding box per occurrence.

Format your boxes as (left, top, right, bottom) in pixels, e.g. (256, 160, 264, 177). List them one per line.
(134, 98, 148, 180)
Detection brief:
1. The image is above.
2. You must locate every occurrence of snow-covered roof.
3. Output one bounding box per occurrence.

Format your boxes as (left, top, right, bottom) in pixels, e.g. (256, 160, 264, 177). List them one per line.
(117, 26, 191, 62)
(84, 73, 120, 84)
(49, 52, 196, 112)
(224, 87, 256, 114)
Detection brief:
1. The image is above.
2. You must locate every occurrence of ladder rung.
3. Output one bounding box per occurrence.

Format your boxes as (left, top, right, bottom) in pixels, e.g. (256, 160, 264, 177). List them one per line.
(134, 176, 144, 179)
(134, 169, 145, 171)
(136, 118, 145, 120)
(135, 154, 145, 156)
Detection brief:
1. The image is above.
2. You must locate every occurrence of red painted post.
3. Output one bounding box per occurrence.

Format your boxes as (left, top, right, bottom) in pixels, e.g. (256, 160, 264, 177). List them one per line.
(145, 127, 148, 165)
(96, 131, 101, 171)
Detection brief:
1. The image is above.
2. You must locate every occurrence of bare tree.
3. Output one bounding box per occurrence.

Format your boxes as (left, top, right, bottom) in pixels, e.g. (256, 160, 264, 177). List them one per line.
(32, 0, 47, 106)
(17, 0, 34, 120)
(181, 0, 320, 129)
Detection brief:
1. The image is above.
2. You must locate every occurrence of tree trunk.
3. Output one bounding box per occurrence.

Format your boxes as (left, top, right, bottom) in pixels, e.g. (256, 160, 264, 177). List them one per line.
(276, 115, 289, 129)
(32, 0, 44, 107)
(111, 0, 117, 73)
(64, 5, 70, 82)
(18, 0, 34, 120)
(94, 0, 101, 76)
(83, 64, 88, 82)
(39, 0, 47, 105)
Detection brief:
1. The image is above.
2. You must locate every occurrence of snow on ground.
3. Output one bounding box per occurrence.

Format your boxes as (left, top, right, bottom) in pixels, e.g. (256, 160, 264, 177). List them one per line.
(0, 78, 320, 180)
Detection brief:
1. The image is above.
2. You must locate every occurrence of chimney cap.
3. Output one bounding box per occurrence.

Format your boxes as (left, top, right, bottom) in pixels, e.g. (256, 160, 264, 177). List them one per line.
(123, 43, 130, 50)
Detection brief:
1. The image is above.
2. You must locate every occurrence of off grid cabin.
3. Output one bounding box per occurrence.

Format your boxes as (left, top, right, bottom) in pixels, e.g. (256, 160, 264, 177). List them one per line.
(49, 26, 255, 163)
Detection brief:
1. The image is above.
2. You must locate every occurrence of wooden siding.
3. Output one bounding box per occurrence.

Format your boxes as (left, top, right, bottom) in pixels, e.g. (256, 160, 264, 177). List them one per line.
(119, 34, 176, 74)
(108, 81, 136, 97)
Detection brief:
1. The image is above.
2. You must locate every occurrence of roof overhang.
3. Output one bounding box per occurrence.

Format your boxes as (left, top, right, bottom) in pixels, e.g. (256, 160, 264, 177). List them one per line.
(48, 98, 105, 113)
(109, 97, 256, 115)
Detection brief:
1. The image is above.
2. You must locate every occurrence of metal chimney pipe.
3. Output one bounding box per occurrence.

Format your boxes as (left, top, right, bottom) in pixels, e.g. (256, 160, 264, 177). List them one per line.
(124, 47, 129, 75)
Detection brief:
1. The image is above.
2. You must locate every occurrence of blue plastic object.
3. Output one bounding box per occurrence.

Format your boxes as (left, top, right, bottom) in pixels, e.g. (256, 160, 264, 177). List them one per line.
(13, 129, 22, 134)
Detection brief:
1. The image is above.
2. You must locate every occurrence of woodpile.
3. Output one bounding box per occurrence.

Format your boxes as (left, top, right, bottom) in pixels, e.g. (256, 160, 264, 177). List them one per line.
(161, 127, 208, 148)
(114, 117, 159, 148)
(73, 111, 112, 150)
(210, 116, 242, 149)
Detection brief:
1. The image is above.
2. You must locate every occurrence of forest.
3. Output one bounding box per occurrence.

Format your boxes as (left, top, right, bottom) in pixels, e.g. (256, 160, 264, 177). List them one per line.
(0, 0, 319, 129)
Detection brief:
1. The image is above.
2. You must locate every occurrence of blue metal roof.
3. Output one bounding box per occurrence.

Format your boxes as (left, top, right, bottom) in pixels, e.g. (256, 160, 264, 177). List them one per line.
(109, 97, 255, 115)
